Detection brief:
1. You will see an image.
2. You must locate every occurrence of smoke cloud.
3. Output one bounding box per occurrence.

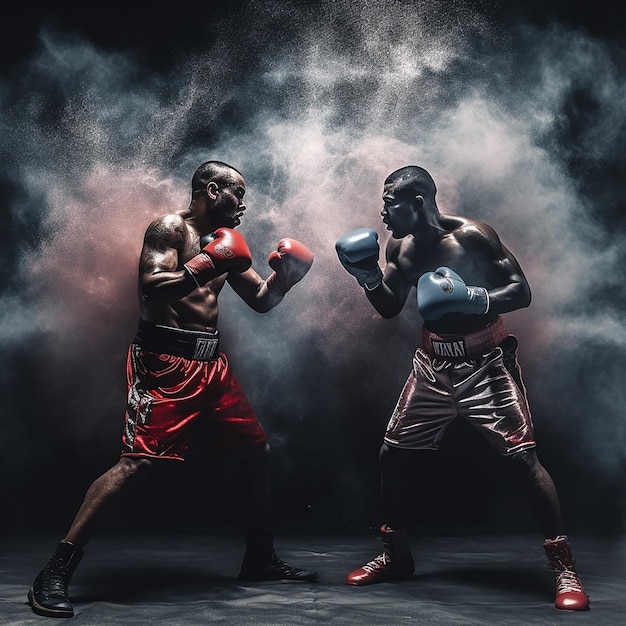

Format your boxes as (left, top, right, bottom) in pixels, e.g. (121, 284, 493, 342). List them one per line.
(1, 0, 624, 531)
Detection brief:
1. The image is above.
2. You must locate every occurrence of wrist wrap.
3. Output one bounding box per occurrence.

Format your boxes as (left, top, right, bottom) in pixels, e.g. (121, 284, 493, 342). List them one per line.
(184, 253, 217, 287)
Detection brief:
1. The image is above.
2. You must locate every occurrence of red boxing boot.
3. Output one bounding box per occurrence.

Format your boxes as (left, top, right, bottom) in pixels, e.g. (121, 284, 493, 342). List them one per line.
(346, 525, 415, 585)
(543, 536, 590, 611)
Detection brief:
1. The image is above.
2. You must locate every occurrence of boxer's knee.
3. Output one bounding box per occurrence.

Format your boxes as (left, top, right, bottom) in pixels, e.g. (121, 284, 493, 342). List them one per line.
(509, 447, 537, 463)
(248, 441, 270, 461)
(379, 442, 391, 464)
(116, 456, 153, 482)
(507, 447, 543, 478)
(237, 441, 271, 473)
(380, 443, 413, 476)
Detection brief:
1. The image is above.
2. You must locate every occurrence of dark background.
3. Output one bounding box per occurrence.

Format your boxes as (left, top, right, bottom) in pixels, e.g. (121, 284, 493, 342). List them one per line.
(0, 0, 624, 540)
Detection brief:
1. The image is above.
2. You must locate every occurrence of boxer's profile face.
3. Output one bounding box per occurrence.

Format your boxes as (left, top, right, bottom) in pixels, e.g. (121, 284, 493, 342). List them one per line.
(381, 184, 420, 239)
(210, 170, 247, 228)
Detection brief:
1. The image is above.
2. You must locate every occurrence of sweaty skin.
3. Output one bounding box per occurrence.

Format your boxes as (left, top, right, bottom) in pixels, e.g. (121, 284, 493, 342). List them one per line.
(338, 167, 588, 611)
(63, 165, 286, 548)
(138, 170, 283, 331)
(367, 182, 531, 333)
(27, 161, 319, 622)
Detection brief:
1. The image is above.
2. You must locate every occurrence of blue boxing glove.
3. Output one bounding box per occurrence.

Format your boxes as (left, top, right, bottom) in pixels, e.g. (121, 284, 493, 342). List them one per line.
(335, 227, 383, 290)
(417, 266, 489, 320)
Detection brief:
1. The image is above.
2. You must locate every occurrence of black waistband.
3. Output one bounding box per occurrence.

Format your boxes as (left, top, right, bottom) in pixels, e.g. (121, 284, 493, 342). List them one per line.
(134, 319, 220, 361)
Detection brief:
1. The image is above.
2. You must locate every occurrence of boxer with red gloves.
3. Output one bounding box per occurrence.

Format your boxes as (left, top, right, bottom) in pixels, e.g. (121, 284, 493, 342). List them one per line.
(28, 161, 317, 619)
(336, 166, 589, 611)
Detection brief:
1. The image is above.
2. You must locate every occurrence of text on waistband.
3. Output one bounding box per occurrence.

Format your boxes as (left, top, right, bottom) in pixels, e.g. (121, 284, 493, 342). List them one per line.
(193, 337, 219, 360)
(431, 339, 467, 358)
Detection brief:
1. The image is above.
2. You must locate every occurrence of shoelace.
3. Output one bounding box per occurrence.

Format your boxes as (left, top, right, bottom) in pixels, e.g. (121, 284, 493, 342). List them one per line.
(361, 552, 390, 574)
(276, 561, 304, 575)
(271, 554, 305, 576)
(38, 562, 70, 598)
(556, 568, 584, 594)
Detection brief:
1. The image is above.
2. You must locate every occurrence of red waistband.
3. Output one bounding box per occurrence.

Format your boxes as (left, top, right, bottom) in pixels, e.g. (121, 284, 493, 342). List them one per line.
(421, 316, 509, 359)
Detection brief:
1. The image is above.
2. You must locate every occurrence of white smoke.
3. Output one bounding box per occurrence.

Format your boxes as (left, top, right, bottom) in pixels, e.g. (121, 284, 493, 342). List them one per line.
(1, 0, 624, 529)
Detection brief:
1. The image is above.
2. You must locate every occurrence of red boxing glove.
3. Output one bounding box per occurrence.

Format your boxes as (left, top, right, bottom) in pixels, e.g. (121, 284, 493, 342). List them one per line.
(184, 227, 252, 287)
(266, 238, 314, 295)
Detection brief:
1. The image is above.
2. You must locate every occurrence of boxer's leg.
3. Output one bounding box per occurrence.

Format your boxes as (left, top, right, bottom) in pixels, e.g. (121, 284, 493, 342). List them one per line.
(508, 448, 563, 539)
(236, 442, 318, 582)
(508, 449, 589, 611)
(381, 443, 414, 531)
(28, 457, 152, 617)
(345, 444, 415, 585)
(66, 456, 153, 546)
(237, 441, 271, 531)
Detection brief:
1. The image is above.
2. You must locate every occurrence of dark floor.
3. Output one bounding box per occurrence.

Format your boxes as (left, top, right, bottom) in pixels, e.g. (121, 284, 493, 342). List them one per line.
(1, 531, 623, 625)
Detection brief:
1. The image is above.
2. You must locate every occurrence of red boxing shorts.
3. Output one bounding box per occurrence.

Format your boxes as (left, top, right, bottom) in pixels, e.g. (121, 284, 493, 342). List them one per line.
(121, 321, 266, 461)
(384, 317, 536, 456)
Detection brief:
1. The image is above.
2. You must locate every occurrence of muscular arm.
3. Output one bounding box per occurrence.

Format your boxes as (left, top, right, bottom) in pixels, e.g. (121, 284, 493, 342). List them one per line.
(226, 269, 284, 313)
(484, 245, 531, 314)
(140, 215, 198, 302)
(462, 222, 532, 314)
(227, 237, 314, 313)
(365, 240, 413, 318)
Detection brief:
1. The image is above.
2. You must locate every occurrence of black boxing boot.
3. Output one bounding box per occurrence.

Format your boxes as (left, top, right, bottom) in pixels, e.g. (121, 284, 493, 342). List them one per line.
(346, 524, 414, 585)
(238, 529, 318, 582)
(28, 540, 83, 618)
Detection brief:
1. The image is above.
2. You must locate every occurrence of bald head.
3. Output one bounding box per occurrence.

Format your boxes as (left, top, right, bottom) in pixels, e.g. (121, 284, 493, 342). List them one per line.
(384, 166, 437, 202)
(191, 161, 242, 196)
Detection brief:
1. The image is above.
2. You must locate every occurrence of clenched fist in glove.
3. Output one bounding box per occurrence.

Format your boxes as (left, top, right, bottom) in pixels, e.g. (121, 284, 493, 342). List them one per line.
(335, 227, 383, 290)
(266, 239, 315, 296)
(417, 266, 489, 320)
(184, 228, 252, 287)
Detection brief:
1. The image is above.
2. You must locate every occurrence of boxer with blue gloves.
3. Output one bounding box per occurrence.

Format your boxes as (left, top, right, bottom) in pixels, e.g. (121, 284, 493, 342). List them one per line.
(335, 166, 588, 611)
